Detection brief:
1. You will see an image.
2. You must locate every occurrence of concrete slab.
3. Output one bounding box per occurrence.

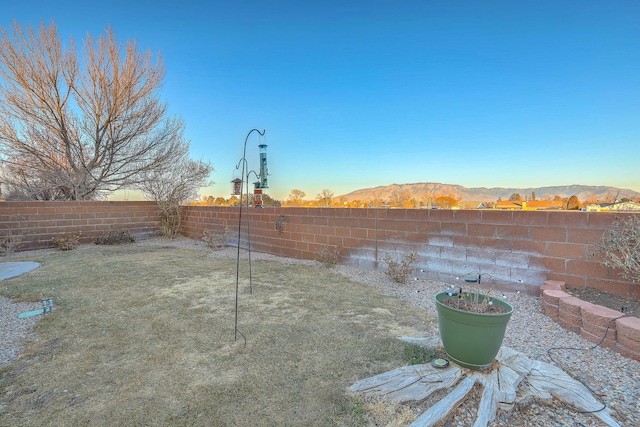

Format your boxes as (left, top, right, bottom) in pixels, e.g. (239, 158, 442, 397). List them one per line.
(0, 261, 41, 280)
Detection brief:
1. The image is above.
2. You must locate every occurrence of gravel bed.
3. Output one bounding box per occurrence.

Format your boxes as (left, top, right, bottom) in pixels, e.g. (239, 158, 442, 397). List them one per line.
(2, 249, 55, 367)
(2, 237, 638, 426)
(0, 297, 42, 367)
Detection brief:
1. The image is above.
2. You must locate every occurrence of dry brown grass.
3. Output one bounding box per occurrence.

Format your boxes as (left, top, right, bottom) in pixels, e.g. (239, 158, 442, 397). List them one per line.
(0, 244, 436, 426)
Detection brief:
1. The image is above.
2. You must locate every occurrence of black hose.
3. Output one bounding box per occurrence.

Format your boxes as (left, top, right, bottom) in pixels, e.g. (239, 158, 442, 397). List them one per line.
(546, 313, 626, 414)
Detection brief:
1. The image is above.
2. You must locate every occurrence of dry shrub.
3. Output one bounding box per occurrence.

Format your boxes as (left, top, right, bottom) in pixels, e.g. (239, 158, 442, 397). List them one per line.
(596, 215, 640, 283)
(93, 229, 135, 245)
(1, 228, 23, 256)
(201, 226, 235, 249)
(317, 242, 343, 267)
(158, 204, 181, 238)
(383, 252, 418, 284)
(51, 232, 81, 251)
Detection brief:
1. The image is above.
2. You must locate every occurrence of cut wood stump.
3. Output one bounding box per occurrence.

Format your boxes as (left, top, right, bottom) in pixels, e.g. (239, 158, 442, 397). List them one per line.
(349, 340, 621, 427)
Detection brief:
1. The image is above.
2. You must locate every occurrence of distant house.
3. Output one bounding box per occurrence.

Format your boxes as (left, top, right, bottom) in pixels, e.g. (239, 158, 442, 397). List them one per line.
(520, 200, 564, 211)
(495, 200, 521, 210)
(494, 200, 564, 211)
(585, 201, 640, 212)
(477, 202, 494, 209)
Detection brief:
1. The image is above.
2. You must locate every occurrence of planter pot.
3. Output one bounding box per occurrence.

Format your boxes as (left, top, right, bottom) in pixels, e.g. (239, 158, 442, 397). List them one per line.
(435, 291, 514, 370)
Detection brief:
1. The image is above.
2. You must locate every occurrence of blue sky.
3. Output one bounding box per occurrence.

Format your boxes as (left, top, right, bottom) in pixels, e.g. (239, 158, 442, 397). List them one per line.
(2, 1, 639, 200)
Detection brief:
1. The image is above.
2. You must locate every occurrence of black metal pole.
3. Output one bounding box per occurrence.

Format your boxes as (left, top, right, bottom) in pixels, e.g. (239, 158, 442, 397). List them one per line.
(234, 129, 265, 343)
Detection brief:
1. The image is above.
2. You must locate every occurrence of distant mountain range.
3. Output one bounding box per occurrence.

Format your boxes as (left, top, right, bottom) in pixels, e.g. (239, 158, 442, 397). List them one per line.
(339, 183, 640, 203)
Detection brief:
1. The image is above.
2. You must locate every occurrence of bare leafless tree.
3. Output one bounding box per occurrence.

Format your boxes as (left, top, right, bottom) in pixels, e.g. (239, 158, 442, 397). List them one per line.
(135, 145, 213, 238)
(286, 188, 306, 206)
(0, 20, 187, 200)
(389, 188, 413, 208)
(367, 192, 385, 208)
(316, 189, 334, 207)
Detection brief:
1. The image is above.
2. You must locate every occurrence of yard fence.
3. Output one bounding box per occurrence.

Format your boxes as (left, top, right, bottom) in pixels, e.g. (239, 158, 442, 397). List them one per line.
(0, 201, 160, 250)
(1, 201, 638, 299)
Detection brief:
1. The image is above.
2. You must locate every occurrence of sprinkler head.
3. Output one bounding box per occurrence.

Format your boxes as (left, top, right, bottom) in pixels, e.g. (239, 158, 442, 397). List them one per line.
(431, 358, 449, 369)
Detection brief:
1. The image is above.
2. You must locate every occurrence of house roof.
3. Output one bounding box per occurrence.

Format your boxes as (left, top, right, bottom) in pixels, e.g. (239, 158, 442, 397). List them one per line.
(495, 200, 521, 209)
(522, 200, 564, 210)
(494, 200, 565, 210)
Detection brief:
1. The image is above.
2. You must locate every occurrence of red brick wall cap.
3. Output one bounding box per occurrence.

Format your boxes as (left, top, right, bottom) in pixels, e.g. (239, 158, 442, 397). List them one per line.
(540, 284, 565, 296)
(558, 296, 596, 314)
(582, 305, 626, 326)
(543, 280, 567, 289)
(616, 316, 640, 342)
(542, 289, 570, 305)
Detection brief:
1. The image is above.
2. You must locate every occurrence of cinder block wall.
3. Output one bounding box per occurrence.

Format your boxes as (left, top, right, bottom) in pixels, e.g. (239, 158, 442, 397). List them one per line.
(2, 201, 637, 299)
(181, 206, 639, 299)
(0, 201, 160, 249)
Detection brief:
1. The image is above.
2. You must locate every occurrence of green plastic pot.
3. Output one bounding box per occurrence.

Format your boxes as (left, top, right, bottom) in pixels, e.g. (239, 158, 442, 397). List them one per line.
(435, 291, 514, 370)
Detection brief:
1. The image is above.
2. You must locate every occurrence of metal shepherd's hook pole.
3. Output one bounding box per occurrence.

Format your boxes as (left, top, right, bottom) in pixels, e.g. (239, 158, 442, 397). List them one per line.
(234, 128, 265, 344)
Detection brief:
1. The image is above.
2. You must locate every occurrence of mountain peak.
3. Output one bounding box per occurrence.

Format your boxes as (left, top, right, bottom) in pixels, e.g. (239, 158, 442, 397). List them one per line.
(338, 182, 639, 203)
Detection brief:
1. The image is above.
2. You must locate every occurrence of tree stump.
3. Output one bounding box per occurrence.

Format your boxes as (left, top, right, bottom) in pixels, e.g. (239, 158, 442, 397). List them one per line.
(350, 341, 620, 427)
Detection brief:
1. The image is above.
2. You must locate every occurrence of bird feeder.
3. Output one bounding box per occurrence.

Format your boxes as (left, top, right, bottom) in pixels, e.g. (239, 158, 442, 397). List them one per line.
(257, 144, 268, 189)
(231, 178, 243, 196)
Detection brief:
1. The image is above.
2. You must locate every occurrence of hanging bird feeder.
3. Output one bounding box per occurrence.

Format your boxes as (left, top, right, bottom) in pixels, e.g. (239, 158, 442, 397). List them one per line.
(231, 178, 243, 196)
(257, 144, 269, 189)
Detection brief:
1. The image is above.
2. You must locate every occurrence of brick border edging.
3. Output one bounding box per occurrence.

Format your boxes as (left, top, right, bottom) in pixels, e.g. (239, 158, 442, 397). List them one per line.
(540, 280, 640, 361)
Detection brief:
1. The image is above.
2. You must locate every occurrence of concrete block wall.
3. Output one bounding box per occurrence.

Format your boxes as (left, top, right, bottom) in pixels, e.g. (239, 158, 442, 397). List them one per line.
(2, 202, 637, 300)
(181, 206, 639, 299)
(0, 201, 160, 249)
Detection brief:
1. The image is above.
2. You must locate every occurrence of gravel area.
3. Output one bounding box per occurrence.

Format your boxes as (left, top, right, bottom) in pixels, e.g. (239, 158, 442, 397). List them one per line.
(341, 267, 640, 427)
(2, 237, 639, 426)
(0, 297, 42, 367)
